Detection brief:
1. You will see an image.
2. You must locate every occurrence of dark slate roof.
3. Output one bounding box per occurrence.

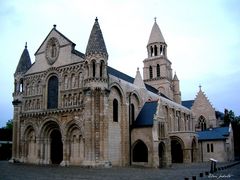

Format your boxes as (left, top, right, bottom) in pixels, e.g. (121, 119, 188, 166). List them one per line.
(133, 101, 158, 127)
(107, 66, 134, 83)
(107, 66, 160, 95)
(182, 100, 194, 109)
(15, 44, 32, 74)
(86, 18, 108, 56)
(72, 49, 85, 59)
(197, 127, 229, 141)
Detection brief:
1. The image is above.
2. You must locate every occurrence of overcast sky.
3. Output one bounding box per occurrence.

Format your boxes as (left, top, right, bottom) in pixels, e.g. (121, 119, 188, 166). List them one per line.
(0, 0, 239, 127)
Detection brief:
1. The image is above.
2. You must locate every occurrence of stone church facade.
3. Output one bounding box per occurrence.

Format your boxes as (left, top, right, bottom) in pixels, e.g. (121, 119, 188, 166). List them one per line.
(12, 18, 204, 167)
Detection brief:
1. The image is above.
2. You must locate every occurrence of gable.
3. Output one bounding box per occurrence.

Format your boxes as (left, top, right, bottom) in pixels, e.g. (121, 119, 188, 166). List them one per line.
(26, 27, 84, 75)
(191, 90, 216, 119)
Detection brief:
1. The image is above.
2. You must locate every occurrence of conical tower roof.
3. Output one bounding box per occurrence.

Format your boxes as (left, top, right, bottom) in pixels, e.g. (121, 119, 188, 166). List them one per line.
(15, 43, 31, 74)
(134, 67, 146, 89)
(148, 19, 165, 45)
(173, 72, 179, 81)
(86, 17, 108, 56)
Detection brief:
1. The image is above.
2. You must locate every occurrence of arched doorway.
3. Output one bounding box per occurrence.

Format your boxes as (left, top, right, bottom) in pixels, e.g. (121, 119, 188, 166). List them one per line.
(171, 138, 183, 163)
(50, 129, 63, 164)
(158, 142, 165, 168)
(132, 140, 148, 162)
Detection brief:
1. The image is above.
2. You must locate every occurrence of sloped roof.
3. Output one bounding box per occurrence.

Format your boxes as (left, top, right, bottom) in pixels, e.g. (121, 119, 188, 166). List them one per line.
(15, 44, 32, 74)
(134, 101, 158, 127)
(107, 66, 159, 94)
(197, 127, 229, 141)
(86, 18, 108, 56)
(182, 100, 194, 109)
(148, 20, 165, 45)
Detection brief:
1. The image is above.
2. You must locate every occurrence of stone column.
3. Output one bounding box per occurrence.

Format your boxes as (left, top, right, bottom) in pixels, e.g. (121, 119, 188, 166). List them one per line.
(60, 137, 69, 166)
(183, 148, 192, 163)
(152, 141, 159, 168)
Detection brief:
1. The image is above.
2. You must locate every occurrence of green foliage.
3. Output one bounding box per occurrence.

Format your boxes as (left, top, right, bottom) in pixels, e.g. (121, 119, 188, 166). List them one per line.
(223, 109, 238, 126)
(4, 119, 13, 130)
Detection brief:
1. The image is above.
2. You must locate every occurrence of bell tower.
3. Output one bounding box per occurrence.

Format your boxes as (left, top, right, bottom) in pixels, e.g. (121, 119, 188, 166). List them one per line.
(12, 43, 32, 162)
(143, 18, 177, 101)
(83, 18, 109, 166)
(84, 17, 108, 90)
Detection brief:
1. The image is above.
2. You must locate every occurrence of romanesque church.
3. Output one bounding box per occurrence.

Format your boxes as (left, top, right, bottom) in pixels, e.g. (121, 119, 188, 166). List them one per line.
(11, 18, 234, 167)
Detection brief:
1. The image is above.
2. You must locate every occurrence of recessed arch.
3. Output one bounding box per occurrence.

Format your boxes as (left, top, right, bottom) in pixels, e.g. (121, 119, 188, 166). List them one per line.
(39, 120, 63, 164)
(23, 125, 37, 162)
(158, 142, 166, 167)
(91, 60, 96, 77)
(132, 140, 148, 162)
(198, 115, 206, 131)
(47, 75, 58, 109)
(171, 136, 184, 163)
(113, 99, 119, 122)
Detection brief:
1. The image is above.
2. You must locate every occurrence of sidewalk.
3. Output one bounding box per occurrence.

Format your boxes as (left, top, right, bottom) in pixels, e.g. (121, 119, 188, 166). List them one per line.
(0, 161, 239, 180)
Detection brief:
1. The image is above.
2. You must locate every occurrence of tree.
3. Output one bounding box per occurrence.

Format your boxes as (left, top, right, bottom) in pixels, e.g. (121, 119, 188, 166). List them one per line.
(223, 109, 236, 127)
(3, 119, 13, 130)
(223, 109, 240, 160)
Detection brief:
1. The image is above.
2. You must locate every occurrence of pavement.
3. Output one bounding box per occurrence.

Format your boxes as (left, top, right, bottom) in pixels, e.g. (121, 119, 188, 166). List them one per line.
(0, 161, 239, 180)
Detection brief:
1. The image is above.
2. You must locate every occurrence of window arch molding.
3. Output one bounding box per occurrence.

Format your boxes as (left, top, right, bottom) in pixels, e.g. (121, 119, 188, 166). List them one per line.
(47, 74, 59, 109)
(198, 115, 207, 131)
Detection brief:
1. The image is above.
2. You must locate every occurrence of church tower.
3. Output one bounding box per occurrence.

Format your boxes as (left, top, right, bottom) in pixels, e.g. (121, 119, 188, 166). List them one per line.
(12, 43, 32, 162)
(84, 17, 108, 90)
(83, 18, 109, 165)
(143, 19, 181, 103)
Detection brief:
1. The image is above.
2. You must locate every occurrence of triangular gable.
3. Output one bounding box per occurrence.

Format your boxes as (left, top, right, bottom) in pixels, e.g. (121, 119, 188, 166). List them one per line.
(35, 26, 75, 56)
(25, 26, 84, 75)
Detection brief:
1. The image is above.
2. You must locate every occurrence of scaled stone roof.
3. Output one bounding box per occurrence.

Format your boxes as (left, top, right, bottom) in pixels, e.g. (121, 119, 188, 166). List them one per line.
(15, 44, 32, 74)
(86, 18, 108, 56)
(197, 127, 229, 141)
(148, 20, 165, 45)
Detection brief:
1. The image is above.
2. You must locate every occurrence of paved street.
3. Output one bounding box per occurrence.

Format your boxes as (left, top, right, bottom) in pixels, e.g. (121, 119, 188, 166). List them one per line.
(0, 161, 239, 180)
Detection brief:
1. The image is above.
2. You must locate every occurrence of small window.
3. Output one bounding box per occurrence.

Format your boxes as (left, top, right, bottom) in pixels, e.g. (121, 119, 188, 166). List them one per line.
(157, 64, 160, 77)
(20, 79, 24, 93)
(211, 144, 214, 152)
(92, 61, 96, 77)
(149, 66, 153, 79)
(113, 99, 118, 122)
(131, 103, 135, 123)
(154, 45, 158, 56)
(100, 61, 104, 78)
(207, 144, 210, 153)
(150, 46, 153, 57)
